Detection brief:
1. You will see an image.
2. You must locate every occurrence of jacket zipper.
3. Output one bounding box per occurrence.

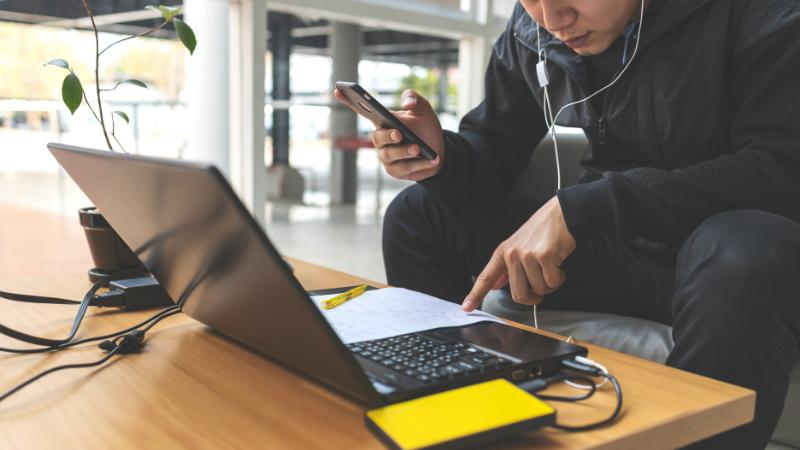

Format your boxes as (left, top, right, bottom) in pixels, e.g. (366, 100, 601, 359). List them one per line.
(598, 116, 606, 145)
(597, 26, 637, 147)
(514, 30, 630, 148)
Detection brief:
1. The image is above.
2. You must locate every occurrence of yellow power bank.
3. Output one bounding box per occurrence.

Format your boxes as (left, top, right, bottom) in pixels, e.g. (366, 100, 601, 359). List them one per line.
(365, 379, 555, 450)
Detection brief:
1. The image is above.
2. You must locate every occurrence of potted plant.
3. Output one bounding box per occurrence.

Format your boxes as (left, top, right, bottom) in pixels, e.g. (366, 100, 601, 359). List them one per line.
(44, 1, 196, 283)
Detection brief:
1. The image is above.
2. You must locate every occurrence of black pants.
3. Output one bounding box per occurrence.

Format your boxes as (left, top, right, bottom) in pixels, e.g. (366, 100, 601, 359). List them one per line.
(383, 184, 800, 450)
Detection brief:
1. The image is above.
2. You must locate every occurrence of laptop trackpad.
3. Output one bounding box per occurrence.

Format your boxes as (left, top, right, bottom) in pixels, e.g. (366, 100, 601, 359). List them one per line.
(429, 321, 583, 362)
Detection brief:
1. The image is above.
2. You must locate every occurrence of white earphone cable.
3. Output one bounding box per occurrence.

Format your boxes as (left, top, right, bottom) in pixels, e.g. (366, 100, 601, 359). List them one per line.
(540, 0, 645, 190)
(532, 0, 645, 330)
(565, 356, 610, 390)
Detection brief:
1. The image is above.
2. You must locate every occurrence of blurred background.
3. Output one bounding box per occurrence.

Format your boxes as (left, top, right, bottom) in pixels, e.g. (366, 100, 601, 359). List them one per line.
(0, 0, 518, 283)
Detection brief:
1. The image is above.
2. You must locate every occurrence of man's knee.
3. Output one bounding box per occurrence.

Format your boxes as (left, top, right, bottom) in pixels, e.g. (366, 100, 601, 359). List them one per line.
(383, 184, 447, 238)
(382, 185, 459, 289)
(385, 185, 427, 229)
(676, 209, 800, 315)
(383, 184, 447, 261)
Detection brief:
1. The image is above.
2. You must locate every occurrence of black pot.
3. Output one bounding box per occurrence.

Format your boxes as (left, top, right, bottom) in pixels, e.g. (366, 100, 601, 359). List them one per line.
(79, 206, 147, 284)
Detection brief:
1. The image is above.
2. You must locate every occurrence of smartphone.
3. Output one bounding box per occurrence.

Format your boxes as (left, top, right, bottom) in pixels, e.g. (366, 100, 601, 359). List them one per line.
(334, 81, 437, 160)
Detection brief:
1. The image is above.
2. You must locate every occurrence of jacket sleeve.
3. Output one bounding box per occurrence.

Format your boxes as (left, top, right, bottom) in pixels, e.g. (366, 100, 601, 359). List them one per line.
(421, 5, 548, 197)
(557, 5, 800, 245)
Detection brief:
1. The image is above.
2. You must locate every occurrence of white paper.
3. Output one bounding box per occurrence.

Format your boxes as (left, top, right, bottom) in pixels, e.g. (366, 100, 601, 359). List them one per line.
(311, 287, 502, 344)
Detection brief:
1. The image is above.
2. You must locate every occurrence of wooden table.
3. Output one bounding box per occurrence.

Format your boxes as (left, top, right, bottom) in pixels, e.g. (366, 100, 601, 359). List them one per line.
(0, 204, 754, 450)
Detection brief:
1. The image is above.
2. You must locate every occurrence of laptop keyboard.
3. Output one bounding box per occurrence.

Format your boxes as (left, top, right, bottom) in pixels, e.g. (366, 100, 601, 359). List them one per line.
(347, 333, 513, 385)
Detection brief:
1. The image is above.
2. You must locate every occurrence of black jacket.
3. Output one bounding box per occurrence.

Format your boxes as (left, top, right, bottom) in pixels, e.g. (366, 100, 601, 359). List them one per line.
(423, 0, 800, 247)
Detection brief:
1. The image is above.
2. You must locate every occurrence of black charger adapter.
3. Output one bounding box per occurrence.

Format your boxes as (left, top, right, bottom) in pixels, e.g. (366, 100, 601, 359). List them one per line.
(93, 277, 174, 311)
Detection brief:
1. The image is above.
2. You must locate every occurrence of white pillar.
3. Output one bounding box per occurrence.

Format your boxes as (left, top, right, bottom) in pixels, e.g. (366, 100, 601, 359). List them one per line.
(329, 22, 361, 205)
(458, 0, 497, 117)
(457, 36, 491, 117)
(184, 0, 231, 176)
(229, 0, 268, 226)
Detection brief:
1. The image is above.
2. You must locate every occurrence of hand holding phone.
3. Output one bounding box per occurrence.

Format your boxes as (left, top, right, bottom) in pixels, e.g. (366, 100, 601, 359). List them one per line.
(333, 82, 445, 182)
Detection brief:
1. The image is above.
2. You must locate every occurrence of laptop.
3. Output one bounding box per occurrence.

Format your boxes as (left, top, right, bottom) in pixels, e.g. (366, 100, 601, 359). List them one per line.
(48, 143, 587, 405)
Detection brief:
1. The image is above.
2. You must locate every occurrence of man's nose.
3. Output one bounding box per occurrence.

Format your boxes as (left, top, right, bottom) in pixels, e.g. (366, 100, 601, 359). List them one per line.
(540, 1, 577, 33)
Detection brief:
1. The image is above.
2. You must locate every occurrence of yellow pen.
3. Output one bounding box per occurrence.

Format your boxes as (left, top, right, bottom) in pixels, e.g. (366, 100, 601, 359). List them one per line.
(321, 284, 369, 310)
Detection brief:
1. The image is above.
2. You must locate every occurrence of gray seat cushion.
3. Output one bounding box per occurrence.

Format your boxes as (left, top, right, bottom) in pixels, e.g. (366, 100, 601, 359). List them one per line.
(482, 290, 674, 363)
(481, 291, 800, 448)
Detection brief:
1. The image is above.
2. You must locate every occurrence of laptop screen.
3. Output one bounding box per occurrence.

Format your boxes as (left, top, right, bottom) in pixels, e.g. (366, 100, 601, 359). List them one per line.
(49, 143, 380, 405)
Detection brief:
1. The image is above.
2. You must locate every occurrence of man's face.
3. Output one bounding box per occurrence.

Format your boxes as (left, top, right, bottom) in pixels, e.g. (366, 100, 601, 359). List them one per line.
(519, 0, 643, 55)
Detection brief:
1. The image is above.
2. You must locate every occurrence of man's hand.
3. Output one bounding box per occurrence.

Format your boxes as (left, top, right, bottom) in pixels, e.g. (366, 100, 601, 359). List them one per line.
(462, 197, 577, 312)
(333, 88, 445, 182)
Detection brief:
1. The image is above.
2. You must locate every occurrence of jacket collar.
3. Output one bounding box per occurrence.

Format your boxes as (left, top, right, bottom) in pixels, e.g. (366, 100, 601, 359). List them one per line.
(640, 0, 714, 46)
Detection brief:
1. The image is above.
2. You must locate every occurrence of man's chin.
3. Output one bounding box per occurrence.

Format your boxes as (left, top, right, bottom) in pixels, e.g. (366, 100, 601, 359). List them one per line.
(572, 44, 608, 56)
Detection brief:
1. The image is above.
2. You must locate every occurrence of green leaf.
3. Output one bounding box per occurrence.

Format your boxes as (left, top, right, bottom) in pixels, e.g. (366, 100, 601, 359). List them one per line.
(121, 79, 148, 89)
(44, 59, 70, 70)
(145, 5, 181, 21)
(174, 18, 197, 55)
(113, 111, 130, 124)
(62, 73, 82, 115)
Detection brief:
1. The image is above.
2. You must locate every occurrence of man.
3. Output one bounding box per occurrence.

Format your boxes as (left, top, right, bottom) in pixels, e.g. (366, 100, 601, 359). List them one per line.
(336, 0, 800, 448)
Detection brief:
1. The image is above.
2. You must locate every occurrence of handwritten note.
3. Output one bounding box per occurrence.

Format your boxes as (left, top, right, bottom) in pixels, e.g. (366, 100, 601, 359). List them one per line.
(311, 287, 502, 344)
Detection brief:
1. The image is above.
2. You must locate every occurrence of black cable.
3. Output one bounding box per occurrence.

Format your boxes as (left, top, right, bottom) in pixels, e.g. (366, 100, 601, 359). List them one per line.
(516, 372, 567, 393)
(0, 267, 147, 307)
(60, 307, 180, 350)
(0, 289, 80, 305)
(0, 309, 177, 404)
(141, 310, 179, 332)
(0, 347, 121, 403)
(550, 372, 623, 432)
(536, 374, 598, 403)
(0, 269, 168, 347)
(0, 306, 180, 354)
(0, 280, 105, 347)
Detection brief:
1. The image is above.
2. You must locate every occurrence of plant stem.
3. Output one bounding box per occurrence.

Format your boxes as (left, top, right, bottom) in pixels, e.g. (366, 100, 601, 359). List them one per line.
(111, 133, 128, 153)
(80, 0, 114, 151)
(109, 114, 129, 153)
(99, 82, 122, 92)
(81, 89, 127, 153)
(80, 90, 102, 125)
(98, 21, 168, 57)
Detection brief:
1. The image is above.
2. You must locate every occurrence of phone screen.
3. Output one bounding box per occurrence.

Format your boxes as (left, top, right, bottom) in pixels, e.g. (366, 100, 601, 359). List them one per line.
(334, 81, 437, 160)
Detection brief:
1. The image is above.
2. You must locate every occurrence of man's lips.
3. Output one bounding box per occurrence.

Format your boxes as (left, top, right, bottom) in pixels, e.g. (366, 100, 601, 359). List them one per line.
(562, 32, 592, 49)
